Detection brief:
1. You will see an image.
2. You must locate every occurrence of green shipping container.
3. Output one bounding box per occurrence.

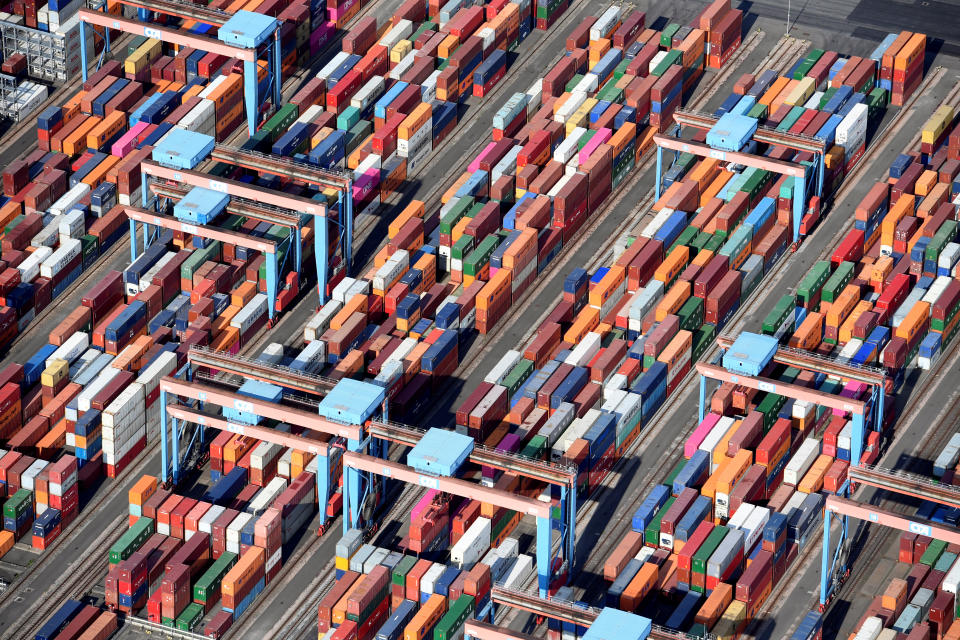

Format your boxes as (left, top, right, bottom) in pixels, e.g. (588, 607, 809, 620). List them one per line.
(440, 197, 476, 235)
(762, 294, 795, 337)
(181, 241, 222, 281)
(756, 392, 785, 431)
(520, 435, 547, 460)
(502, 359, 535, 397)
(693, 324, 716, 361)
(565, 74, 584, 93)
(491, 508, 517, 542)
(262, 104, 299, 143)
(671, 225, 699, 255)
(652, 50, 682, 77)
(451, 234, 476, 262)
(464, 235, 499, 277)
(660, 23, 680, 47)
(704, 233, 724, 254)
(393, 554, 417, 587)
(821, 261, 854, 303)
(337, 106, 361, 131)
(796, 261, 831, 307)
(434, 595, 476, 640)
(921, 539, 947, 566)
(664, 460, 686, 488)
(691, 526, 729, 591)
(678, 296, 705, 332)
(644, 497, 676, 546)
(793, 49, 824, 80)
(746, 103, 767, 119)
(577, 129, 597, 150)
(108, 517, 156, 564)
(176, 602, 204, 632)
(3, 489, 31, 518)
(776, 106, 805, 132)
(193, 551, 238, 603)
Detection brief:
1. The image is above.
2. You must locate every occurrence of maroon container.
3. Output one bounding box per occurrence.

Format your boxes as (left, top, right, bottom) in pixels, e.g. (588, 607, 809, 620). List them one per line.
(727, 411, 763, 456)
(165, 531, 210, 578)
(705, 270, 742, 325)
(694, 255, 730, 299)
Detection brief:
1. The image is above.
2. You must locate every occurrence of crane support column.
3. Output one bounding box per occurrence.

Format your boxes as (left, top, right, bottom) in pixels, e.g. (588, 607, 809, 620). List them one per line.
(160, 389, 169, 484)
(820, 508, 833, 605)
(316, 450, 330, 530)
(266, 251, 278, 320)
(316, 213, 328, 306)
(80, 21, 88, 81)
(243, 60, 258, 135)
(294, 226, 302, 275)
(852, 412, 865, 469)
(272, 30, 282, 106)
(345, 188, 354, 271)
(698, 374, 706, 423)
(792, 169, 805, 243)
(344, 437, 362, 534)
(655, 146, 664, 201)
(537, 516, 550, 597)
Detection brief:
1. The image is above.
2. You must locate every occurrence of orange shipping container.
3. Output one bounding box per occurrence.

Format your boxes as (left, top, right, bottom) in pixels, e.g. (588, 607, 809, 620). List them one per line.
(389, 200, 426, 238)
(825, 284, 861, 328)
(839, 300, 872, 344)
(654, 245, 690, 285)
(696, 582, 734, 627)
(404, 593, 447, 640)
(895, 301, 930, 342)
(222, 546, 265, 597)
(588, 265, 626, 309)
(564, 306, 600, 344)
(655, 281, 692, 322)
(788, 312, 823, 350)
(620, 562, 657, 611)
(476, 269, 512, 310)
(797, 454, 833, 494)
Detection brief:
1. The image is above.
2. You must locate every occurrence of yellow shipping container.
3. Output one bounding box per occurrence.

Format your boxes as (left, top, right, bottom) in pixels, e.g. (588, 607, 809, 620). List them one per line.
(922, 104, 954, 144)
(784, 76, 815, 107)
(390, 39, 412, 63)
(564, 306, 600, 344)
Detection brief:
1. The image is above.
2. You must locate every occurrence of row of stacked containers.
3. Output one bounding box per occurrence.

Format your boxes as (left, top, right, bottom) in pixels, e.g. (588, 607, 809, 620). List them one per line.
(599, 79, 960, 640)
(0, 0, 602, 575)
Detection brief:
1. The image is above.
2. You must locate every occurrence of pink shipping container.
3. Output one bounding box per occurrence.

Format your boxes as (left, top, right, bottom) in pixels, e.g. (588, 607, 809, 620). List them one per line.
(685, 412, 720, 458)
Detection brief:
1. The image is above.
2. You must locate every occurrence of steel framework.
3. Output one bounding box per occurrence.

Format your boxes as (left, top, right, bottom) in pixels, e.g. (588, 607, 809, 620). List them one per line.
(135, 159, 327, 318)
(210, 144, 356, 298)
(655, 108, 828, 243)
(78, 2, 280, 134)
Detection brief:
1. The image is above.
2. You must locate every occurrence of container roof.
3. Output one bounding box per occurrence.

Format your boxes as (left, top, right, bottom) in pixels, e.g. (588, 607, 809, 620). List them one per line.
(152, 129, 214, 170)
(218, 10, 279, 47)
(174, 187, 229, 220)
(723, 332, 779, 375)
(581, 608, 652, 640)
(318, 379, 384, 426)
(407, 428, 474, 477)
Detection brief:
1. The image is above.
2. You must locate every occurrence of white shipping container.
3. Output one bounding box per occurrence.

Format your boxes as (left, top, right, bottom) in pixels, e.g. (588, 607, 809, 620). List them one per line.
(934, 433, 960, 476)
(741, 505, 770, 552)
(351, 76, 385, 112)
(590, 6, 621, 41)
(943, 555, 960, 594)
(40, 238, 82, 279)
(76, 366, 122, 412)
(296, 104, 324, 125)
(554, 92, 587, 124)
(226, 513, 253, 553)
(135, 351, 177, 398)
(318, 52, 351, 82)
(565, 331, 601, 367)
(372, 251, 409, 292)
(780, 490, 806, 520)
(259, 342, 284, 365)
(379, 19, 413, 50)
(726, 503, 755, 531)
(571, 73, 599, 95)
(137, 251, 176, 293)
(231, 294, 268, 334)
(49, 182, 91, 217)
(332, 277, 357, 303)
(641, 207, 676, 239)
(16, 246, 53, 283)
(699, 417, 736, 471)
(421, 563, 445, 596)
(502, 554, 534, 590)
(939, 243, 960, 272)
(485, 350, 522, 385)
(248, 477, 288, 516)
(922, 275, 952, 306)
(838, 339, 863, 361)
(386, 337, 418, 365)
(601, 389, 627, 414)
(836, 104, 868, 146)
(47, 331, 89, 368)
(525, 79, 542, 113)
(604, 374, 628, 399)
(648, 51, 668, 75)
(305, 299, 343, 342)
(58, 208, 86, 239)
(784, 438, 820, 485)
(389, 50, 417, 81)
(420, 70, 441, 103)
(292, 339, 326, 374)
(853, 617, 883, 640)
(451, 517, 491, 569)
(103, 382, 146, 428)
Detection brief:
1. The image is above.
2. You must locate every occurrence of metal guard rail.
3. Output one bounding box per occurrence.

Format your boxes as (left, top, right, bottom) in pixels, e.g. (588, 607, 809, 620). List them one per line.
(149, 182, 302, 227)
(212, 146, 352, 187)
(851, 465, 960, 506)
(368, 420, 577, 482)
(188, 346, 339, 392)
(673, 108, 827, 152)
(490, 586, 715, 640)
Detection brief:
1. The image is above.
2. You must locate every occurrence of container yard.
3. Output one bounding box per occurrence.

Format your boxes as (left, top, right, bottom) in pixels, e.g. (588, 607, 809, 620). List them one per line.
(0, 0, 957, 639)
